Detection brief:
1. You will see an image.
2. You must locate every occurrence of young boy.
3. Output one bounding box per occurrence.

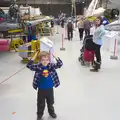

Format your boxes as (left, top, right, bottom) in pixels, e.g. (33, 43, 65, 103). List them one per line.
(26, 51, 63, 120)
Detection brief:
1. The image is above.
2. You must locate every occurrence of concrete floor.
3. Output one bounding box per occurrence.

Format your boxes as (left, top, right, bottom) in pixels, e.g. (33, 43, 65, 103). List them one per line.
(0, 27, 120, 120)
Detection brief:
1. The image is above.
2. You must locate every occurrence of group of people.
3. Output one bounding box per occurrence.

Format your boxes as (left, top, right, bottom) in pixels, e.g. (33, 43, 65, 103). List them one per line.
(54, 15, 105, 72)
(77, 16, 105, 72)
(66, 16, 92, 41)
(66, 16, 105, 72)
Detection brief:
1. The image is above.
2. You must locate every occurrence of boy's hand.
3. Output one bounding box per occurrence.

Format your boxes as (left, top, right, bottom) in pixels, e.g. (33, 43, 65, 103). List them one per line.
(31, 51, 39, 61)
(52, 53, 58, 60)
(33, 86, 37, 90)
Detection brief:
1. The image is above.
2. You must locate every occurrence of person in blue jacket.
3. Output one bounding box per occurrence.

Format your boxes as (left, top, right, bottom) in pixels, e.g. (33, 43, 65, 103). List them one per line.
(90, 16, 105, 72)
(27, 51, 63, 120)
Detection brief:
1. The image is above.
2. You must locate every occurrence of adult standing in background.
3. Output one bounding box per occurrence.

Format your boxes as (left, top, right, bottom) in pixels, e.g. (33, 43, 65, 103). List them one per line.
(61, 18, 65, 28)
(77, 17, 84, 41)
(84, 18, 91, 36)
(51, 20, 54, 28)
(67, 20, 74, 41)
(90, 16, 105, 72)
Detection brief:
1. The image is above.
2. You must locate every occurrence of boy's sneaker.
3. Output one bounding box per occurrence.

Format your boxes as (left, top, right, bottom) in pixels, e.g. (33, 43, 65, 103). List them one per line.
(49, 113, 57, 119)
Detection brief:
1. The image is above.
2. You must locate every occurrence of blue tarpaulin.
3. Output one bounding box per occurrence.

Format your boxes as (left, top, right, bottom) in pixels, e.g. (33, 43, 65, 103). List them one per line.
(103, 17, 109, 25)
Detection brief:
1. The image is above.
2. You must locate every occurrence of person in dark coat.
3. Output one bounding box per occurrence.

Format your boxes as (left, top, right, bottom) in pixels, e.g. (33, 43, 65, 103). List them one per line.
(61, 19, 65, 28)
(67, 20, 74, 41)
(51, 20, 54, 28)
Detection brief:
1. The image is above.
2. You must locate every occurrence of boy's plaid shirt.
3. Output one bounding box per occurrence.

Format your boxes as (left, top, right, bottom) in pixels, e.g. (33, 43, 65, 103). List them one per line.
(26, 58, 63, 90)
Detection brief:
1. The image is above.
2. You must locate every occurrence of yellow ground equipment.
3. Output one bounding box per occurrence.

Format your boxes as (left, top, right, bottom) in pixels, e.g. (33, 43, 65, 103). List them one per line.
(9, 38, 24, 52)
(38, 22, 52, 36)
(87, 16, 97, 21)
(18, 40, 40, 63)
(8, 29, 23, 34)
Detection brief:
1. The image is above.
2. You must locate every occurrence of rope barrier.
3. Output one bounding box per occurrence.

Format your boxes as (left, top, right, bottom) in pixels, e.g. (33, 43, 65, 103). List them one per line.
(110, 39, 118, 60)
(64, 27, 67, 39)
(60, 34, 65, 51)
(56, 25, 59, 34)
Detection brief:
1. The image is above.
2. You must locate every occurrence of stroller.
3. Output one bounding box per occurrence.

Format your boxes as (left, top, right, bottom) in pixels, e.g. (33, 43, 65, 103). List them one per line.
(78, 35, 95, 66)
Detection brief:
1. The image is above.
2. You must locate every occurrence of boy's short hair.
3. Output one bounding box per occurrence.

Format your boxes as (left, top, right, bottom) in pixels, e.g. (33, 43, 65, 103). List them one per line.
(38, 51, 50, 60)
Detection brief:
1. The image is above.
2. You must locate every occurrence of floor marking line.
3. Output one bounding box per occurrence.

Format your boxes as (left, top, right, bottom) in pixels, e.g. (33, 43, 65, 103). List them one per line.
(0, 67, 26, 84)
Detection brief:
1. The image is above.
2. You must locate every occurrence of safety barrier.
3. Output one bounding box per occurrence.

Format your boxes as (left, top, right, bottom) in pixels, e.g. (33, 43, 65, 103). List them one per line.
(64, 27, 67, 39)
(103, 31, 120, 60)
(56, 25, 59, 34)
(60, 34, 65, 51)
(64, 23, 67, 39)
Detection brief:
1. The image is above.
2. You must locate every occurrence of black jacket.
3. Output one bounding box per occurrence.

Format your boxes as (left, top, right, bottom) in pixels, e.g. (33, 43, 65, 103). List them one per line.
(67, 22, 74, 31)
(84, 35, 95, 50)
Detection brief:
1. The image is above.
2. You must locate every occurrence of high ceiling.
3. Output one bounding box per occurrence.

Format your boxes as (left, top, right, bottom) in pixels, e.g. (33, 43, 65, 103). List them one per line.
(17, 0, 71, 4)
(0, 1, 11, 7)
(1, 0, 120, 9)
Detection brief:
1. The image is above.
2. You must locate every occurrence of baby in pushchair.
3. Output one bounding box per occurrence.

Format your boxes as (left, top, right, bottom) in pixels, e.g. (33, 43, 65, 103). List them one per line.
(78, 35, 95, 66)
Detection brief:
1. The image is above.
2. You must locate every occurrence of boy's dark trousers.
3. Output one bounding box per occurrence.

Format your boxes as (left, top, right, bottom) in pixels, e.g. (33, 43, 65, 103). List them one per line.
(37, 88, 55, 116)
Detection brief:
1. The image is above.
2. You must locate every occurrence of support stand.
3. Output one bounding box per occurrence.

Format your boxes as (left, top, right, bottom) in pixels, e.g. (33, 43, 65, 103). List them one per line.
(64, 26, 67, 39)
(110, 39, 118, 60)
(60, 34, 66, 51)
(56, 25, 59, 34)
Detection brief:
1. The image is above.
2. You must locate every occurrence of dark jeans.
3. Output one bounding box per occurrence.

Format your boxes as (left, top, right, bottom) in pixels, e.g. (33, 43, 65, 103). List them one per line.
(94, 43, 101, 63)
(61, 22, 64, 28)
(78, 28, 84, 40)
(37, 88, 55, 116)
(85, 29, 90, 36)
(68, 30, 73, 40)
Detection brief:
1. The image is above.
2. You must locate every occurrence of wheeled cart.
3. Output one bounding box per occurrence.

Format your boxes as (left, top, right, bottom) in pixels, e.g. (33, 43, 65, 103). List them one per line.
(78, 35, 95, 66)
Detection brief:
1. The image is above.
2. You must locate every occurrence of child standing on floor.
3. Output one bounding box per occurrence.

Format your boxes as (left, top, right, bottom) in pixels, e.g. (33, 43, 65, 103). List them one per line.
(27, 51, 63, 120)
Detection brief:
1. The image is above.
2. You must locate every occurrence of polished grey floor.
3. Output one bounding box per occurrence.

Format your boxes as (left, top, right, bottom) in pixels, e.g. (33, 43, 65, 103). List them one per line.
(0, 27, 120, 120)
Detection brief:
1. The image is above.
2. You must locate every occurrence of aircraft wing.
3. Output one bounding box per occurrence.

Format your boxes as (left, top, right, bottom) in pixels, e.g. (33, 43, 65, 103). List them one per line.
(29, 16, 53, 26)
(93, 7, 105, 16)
(0, 22, 21, 32)
(105, 22, 120, 31)
(85, 0, 105, 17)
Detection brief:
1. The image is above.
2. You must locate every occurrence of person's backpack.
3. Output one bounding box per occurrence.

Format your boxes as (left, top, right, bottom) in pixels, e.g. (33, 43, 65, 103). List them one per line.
(67, 22, 73, 29)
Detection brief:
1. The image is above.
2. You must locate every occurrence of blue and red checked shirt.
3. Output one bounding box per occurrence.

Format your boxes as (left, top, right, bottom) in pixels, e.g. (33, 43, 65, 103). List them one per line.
(26, 57, 63, 90)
